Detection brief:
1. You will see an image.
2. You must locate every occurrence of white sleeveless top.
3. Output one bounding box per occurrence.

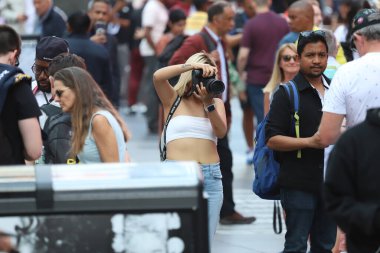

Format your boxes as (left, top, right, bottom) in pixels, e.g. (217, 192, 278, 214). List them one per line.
(166, 115, 217, 144)
(77, 110, 126, 163)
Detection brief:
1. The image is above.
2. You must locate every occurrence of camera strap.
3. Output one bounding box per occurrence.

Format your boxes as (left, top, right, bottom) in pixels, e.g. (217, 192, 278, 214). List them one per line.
(160, 95, 182, 161)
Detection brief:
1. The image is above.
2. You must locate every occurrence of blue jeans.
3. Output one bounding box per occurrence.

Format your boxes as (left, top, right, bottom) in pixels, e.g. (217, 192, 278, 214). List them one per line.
(201, 163, 224, 244)
(246, 84, 265, 124)
(165, 161, 223, 245)
(281, 188, 336, 253)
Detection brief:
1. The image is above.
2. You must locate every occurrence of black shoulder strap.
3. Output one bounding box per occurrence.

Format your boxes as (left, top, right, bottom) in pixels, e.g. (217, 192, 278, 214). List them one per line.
(40, 103, 62, 117)
(160, 96, 182, 161)
(199, 31, 217, 52)
(273, 200, 282, 234)
(163, 95, 181, 146)
(42, 91, 50, 104)
(283, 81, 301, 158)
(158, 34, 188, 63)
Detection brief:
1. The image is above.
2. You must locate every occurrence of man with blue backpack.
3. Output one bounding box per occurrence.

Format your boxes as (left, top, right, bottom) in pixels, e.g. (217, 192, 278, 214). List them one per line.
(265, 31, 336, 252)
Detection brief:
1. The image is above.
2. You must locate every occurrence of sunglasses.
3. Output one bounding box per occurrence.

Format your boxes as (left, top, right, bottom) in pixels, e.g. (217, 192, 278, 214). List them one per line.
(15, 55, 20, 67)
(299, 30, 326, 40)
(55, 89, 66, 98)
(9, 49, 20, 67)
(282, 55, 298, 62)
(349, 33, 361, 51)
(31, 63, 49, 76)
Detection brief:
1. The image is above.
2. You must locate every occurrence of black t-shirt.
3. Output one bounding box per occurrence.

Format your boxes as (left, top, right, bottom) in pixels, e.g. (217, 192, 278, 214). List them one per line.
(1, 81, 41, 164)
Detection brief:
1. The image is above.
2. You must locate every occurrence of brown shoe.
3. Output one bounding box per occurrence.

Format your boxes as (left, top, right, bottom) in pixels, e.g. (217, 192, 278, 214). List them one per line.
(220, 212, 256, 225)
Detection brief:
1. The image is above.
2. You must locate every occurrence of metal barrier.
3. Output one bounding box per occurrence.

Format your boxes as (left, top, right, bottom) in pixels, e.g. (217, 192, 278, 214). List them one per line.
(0, 162, 209, 253)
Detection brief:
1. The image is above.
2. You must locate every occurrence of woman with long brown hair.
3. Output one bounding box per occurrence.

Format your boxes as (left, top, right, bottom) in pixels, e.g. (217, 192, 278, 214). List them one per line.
(53, 67, 130, 163)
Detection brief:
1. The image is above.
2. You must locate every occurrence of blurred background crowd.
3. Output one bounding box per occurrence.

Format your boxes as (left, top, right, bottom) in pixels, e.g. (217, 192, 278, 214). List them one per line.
(1, 0, 379, 134)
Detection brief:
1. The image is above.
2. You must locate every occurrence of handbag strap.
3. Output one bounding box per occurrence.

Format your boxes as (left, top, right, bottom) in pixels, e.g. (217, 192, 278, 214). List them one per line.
(273, 200, 283, 234)
(161, 95, 182, 159)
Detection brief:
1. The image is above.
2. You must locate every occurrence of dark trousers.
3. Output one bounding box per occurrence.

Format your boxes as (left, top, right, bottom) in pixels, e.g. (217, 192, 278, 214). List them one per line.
(217, 135, 235, 218)
(127, 48, 144, 106)
(281, 188, 336, 253)
(142, 56, 159, 132)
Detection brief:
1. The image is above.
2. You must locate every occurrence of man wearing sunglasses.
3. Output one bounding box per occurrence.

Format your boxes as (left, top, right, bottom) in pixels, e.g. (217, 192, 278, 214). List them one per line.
(266, 30, 336, 252)
(0, 25, 42, 165)
(320, 9, 380, 253)
(31, 36, 69, 128)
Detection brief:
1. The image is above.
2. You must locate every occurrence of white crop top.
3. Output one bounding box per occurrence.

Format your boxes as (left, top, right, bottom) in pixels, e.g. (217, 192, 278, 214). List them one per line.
(166, 115, 217, 144)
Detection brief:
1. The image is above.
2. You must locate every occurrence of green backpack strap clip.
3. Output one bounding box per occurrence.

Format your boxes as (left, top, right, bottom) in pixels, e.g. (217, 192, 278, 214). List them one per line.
(284, 81, 301, 158)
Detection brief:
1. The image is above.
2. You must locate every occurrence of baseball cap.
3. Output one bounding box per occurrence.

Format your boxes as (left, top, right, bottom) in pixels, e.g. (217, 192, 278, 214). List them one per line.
(36, 36, 70, 61)
(351, 8, 380, 35)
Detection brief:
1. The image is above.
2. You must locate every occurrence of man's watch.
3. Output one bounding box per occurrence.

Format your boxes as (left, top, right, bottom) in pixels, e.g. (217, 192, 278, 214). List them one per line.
(204, 104, 216, 113)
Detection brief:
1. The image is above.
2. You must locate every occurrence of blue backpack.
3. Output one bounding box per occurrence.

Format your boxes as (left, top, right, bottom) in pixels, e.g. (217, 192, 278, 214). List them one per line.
(252, 81, 300, 200)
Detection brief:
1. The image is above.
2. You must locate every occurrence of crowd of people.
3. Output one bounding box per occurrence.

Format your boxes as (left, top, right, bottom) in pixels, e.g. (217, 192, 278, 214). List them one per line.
(1, 0, 380, 252)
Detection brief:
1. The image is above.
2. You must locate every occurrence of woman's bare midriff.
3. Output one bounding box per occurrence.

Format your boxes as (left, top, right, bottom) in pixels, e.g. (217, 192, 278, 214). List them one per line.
(166, 138, 219, 164)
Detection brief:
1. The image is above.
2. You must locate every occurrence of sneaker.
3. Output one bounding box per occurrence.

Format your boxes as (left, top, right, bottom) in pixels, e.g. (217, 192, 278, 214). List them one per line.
(246, 148, 254, 165)
(131, 103, 147, 114)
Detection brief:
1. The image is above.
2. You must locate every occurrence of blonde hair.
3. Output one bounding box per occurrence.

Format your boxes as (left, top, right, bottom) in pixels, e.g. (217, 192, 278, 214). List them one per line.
(174, 52, 216, 96)
(53, 67, 131, 157)
(263, 43, 297, 94)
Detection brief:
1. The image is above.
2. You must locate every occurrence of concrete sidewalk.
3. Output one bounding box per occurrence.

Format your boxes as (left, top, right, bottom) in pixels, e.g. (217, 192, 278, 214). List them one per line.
(121, 98, 285, 253)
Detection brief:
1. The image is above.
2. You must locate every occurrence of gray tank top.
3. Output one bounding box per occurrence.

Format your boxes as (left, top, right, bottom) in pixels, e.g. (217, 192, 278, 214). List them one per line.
(77, 110, 126, 163)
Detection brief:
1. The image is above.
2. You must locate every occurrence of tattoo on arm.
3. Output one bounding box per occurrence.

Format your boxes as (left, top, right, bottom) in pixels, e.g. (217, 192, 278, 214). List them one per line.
(181, 64, 192, 69)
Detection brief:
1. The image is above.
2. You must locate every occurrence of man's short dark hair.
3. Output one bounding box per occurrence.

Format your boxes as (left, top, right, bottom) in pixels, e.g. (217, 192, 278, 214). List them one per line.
(48, 53, 87, 76)
(88, 0, 111, 10)
(0, 25, 21, 56)
(297, 30, 328, 55)
(207, 1, 231, 23)
(68, 11, 91, 35)
(194, 0, 208, 11)
(169, 9, 187, 23)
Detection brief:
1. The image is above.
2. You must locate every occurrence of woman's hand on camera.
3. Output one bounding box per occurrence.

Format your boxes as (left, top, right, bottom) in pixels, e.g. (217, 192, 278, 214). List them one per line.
(194, 82, 214, 105)
(192, 63, 218, 77)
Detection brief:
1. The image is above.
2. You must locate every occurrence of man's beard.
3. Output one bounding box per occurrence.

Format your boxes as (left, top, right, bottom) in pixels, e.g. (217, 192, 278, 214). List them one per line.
(302, 68, 324, 79)
(37, 81, 51, 93)
(306, 72, 323, 79)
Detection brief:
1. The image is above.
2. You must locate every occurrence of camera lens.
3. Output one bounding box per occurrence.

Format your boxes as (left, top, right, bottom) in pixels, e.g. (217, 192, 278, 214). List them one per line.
(204, 79, 225, 95)
(191, 69, 225, 95)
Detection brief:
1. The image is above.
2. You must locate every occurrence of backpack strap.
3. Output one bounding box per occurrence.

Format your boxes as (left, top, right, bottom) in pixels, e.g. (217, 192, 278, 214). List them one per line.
(273, 200, 282, 234)
(283, 81, 301, 158)
(199, 31, 217, 52)
(160, 95, 182, 161)
(40, 103, 62, 118)
(40, 104, 63, 141)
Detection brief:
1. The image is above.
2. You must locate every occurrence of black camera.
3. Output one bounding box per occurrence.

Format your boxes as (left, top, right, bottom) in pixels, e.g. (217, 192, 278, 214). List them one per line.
(191, 69, 225, 95)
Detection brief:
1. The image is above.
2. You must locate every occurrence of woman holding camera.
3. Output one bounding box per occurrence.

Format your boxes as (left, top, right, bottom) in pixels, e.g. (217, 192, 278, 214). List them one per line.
(153, 52, 227, 243)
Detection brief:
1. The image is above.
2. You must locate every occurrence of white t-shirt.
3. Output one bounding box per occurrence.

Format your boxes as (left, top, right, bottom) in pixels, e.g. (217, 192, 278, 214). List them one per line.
(334, 24, 347, 43)
(139, 0, 168, 57)
(323, 52, 380, 128)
